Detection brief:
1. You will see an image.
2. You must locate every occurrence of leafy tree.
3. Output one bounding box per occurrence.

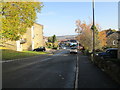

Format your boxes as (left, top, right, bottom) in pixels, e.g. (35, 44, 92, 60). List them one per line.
(48, 35, 57, 43)
(47, 35, 57, 48)
(52, 35, 57, 43)
(98, 28, 117, 49)
(48, 37, 52, 42)
(98, 30, 107, 48)
(1, 2, 43, 41)
(75, 20, 101, 51)
(52, 35, 57, 47)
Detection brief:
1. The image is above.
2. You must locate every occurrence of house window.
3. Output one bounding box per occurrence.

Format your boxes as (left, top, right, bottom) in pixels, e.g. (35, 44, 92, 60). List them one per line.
(113, 40, 116, 45)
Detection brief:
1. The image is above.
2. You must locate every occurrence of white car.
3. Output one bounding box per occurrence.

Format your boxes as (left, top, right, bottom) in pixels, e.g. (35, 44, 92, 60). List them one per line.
(63, 47, 66, 49)
(70, 47, 78, 54)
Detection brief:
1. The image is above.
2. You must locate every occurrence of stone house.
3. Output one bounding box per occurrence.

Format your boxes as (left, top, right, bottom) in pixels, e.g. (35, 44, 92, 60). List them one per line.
(106, 32, 118, 48)
(118, 30, 120, 59)
(2, 23, 44, 51)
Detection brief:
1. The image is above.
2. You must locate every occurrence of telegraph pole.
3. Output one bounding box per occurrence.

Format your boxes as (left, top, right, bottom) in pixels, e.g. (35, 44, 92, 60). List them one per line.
(118, 1, 120, 59)
(92, 0, 95, 61)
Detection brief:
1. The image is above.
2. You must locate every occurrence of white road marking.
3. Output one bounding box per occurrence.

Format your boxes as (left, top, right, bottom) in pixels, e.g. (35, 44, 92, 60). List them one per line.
(1, 50, 65, 63)
(3, 58, 52, 72)
(1, 55, 51, 63)
(74, 54, 79, 90)
(59, 75, 62, 77)
(52, 51, 68, 57)
(40, 58, 51, 62)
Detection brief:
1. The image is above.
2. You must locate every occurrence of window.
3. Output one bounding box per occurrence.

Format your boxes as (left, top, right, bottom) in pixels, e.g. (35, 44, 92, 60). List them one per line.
(113, 40, 116, 45)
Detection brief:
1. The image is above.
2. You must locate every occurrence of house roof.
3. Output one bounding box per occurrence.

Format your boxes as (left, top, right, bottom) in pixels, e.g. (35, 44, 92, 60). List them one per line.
(107, 32, 118, 37)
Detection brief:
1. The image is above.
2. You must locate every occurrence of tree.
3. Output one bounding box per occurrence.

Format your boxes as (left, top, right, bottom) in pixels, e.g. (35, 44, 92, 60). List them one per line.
(75, 20, 101, 51)
(52, 35, 57, 48)
(48, 35, 57, 43)
(98, 30, 107, 48)
(1, 2, 43, 41)
(52, 35, 57, 43)
(98, 29, 117, 49)
(47, 35, 57, 48)
(48, 37, 53, 42)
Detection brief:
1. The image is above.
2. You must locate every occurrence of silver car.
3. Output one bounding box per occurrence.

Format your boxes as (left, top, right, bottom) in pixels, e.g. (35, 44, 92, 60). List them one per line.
(70, 47, 78, 54)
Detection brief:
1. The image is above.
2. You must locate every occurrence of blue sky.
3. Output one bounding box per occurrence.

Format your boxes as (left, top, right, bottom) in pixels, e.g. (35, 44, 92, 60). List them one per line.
(37, 2, 118, 36)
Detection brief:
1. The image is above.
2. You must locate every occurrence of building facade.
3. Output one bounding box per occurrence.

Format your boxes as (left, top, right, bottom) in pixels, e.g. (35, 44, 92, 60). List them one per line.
(2, 23, 44, 51)
(106, 32, 118, 48)
(118, 2, 120, 59)
(118, 31, 120, 59)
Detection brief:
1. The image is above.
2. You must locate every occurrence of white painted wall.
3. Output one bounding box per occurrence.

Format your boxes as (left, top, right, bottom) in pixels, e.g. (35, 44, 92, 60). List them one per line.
(16, 41, 22, 51)
(32, 41, 34, 50)
(31, 26, 34, 39)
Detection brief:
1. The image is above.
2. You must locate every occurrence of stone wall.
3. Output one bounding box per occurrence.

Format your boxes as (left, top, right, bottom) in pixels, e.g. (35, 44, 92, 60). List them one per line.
(94, 56, 120, 84)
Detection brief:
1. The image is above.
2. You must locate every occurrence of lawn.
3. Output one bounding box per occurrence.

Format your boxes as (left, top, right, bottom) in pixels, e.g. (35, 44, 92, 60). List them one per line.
(2, 49, 49, 60)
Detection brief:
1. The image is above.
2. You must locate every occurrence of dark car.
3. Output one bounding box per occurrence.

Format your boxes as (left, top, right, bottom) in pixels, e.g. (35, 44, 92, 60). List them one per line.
(33, 47, 46, 51)
(95, 48, 118, 59)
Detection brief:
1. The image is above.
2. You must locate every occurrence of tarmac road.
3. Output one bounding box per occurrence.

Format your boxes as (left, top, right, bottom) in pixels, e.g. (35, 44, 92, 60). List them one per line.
(3, 50, 76, 88)
(2, 50, 120, 89)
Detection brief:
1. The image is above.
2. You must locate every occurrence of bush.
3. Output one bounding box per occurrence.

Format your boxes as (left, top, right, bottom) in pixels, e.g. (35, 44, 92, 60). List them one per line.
(47, 46, 52, 48)
(52, 47, 58, 50)
(81, 49, 90, 56)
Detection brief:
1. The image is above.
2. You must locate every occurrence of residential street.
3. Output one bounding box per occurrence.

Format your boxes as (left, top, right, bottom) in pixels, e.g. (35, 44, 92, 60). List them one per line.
(2, 50, 120, 88)
(1, 1, 120, 89)
(78, 52, 120, 88)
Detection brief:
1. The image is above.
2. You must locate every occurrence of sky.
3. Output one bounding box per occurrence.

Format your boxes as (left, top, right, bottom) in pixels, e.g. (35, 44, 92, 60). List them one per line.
(36, 2, 118, 36)
(118, 1, 120, 30)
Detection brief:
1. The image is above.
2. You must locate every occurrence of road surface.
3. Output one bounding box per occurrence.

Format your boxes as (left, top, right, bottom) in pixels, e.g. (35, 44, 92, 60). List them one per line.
(2, 49, 120, 88)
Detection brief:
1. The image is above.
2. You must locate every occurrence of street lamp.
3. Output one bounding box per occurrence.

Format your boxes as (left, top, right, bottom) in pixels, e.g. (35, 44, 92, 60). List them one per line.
(118, 1, 120, 59)
(91, 0, 95, 61)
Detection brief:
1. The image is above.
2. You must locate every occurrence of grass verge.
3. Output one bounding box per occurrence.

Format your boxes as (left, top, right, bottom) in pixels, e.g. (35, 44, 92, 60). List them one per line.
(2, 49, 49, 60)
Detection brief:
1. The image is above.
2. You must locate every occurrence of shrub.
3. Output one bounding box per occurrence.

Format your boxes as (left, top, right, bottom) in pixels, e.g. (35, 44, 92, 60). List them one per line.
(52, 47, 58, 50)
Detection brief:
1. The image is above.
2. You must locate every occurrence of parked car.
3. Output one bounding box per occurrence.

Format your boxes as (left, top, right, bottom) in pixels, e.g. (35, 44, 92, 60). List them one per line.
(95, 48, 118, 59)
(33, 47, 46, 51)
(63, 47, 66, 49)
(70, 47, 78, 54)
(61, 46, 66, 49)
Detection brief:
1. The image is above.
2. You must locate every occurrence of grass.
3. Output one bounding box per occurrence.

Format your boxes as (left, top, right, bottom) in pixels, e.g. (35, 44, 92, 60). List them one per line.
(0, 46, 10, 49)
(2, 49, 49, 60)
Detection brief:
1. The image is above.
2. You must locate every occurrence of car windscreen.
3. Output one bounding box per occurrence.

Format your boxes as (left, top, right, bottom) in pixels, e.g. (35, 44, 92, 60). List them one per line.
(71, 47, 77, 49)
(106, 50, 117, 54)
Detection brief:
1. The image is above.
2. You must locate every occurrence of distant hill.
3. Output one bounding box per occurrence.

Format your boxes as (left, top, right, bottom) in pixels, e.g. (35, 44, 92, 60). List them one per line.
(56, 35, 77, 40)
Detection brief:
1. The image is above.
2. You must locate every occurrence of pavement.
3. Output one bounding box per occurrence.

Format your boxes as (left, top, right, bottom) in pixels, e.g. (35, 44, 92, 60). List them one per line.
(2, 50, 120, 89)
(78, 52, 120, 88)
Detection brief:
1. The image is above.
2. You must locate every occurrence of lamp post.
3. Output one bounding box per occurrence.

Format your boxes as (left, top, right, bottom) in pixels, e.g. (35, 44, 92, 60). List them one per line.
(92, 0, 95, 61)
(118, 1, 120, 59)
